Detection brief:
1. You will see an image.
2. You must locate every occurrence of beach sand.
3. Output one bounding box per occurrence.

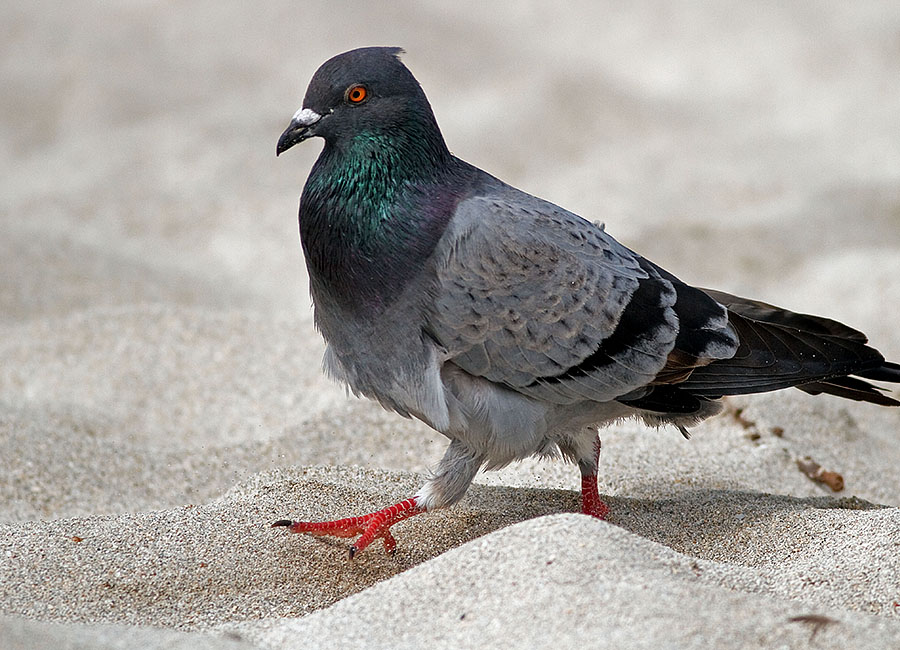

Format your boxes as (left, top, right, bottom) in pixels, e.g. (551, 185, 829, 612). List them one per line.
(2, 2, 900, 648)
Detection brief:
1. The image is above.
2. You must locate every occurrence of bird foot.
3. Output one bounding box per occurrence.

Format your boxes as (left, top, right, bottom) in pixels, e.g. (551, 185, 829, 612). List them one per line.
(581, 474, 609, 519)
(272, 497, 423, 558)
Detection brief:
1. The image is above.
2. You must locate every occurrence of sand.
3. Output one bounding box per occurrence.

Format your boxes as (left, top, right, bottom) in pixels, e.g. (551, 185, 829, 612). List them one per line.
(2, 2, 899, 648)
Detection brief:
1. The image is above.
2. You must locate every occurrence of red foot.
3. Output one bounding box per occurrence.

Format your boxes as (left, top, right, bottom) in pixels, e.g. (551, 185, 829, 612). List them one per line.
(581, 474, 609, 519)
(272, 498, 423, 558)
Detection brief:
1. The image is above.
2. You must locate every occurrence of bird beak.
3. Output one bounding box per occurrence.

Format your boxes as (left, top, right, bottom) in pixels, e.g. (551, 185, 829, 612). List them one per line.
(276, 108, 324, 156)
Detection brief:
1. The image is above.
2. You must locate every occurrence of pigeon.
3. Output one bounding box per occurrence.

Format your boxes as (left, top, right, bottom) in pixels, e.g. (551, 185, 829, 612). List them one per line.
(273, 46, 900, 558)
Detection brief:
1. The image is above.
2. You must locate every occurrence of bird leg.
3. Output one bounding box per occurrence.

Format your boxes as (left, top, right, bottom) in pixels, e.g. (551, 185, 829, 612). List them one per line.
(578, 436, 609, 519)
(274, 441, 483, 558)
(272, 497, 423, 558)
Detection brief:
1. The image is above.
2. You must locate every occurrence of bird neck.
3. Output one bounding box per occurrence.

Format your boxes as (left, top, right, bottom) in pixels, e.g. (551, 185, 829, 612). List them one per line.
(298, 128, 465, 314)
(308, 124, 451, 228)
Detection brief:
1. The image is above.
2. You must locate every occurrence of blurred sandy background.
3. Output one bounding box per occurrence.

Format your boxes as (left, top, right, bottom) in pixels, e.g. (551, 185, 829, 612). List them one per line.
(2, 2, 900, 648)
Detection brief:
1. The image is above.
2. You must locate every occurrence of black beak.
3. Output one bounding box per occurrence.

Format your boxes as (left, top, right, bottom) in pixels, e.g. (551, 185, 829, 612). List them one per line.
(276, 108, 323, 156)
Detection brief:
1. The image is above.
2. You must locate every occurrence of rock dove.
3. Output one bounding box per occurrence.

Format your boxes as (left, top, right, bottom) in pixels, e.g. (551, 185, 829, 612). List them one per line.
(273, 46, 900, 558)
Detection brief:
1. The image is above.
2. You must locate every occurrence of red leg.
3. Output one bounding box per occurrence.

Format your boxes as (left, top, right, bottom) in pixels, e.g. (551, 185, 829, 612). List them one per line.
(581, 473, 609, 519)
(272, 497, 423, 558)
(579, 436, 609, 519)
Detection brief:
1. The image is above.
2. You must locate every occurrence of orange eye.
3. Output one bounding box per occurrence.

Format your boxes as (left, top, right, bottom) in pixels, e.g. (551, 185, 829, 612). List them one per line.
(346, 85, 368, 104)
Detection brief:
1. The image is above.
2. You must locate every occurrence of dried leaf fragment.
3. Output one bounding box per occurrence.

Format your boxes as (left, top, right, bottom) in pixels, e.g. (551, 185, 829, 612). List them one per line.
(788, 614, 838, 641)
(796, 456, 844, 492)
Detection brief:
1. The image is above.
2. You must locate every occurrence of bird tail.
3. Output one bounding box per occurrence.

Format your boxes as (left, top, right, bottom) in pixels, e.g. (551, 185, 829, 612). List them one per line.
(677, 290, 900, 407)
(794, 361, 900, 406)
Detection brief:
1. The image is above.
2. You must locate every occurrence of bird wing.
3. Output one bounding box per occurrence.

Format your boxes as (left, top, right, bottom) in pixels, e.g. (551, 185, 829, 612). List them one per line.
(426, 194, 739, 405)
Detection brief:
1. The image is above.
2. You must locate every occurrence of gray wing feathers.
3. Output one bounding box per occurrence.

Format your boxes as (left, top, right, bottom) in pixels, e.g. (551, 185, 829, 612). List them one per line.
(429, 196, 683, 404)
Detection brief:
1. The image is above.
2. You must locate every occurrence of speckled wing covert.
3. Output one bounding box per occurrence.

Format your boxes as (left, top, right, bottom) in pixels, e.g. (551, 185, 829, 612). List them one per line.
(427, 195, 740, 408)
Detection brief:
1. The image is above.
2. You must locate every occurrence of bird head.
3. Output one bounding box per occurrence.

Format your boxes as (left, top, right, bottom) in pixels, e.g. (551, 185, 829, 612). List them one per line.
(277, 46, 441, 156)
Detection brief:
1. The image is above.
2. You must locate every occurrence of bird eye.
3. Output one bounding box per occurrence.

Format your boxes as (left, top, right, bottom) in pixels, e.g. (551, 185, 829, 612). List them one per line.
(346, 84, 368, 104)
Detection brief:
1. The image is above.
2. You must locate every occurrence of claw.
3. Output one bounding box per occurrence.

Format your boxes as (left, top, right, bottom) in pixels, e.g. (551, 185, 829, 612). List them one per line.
(381, 531, 398, 555)
(274, 497, 423, 558)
